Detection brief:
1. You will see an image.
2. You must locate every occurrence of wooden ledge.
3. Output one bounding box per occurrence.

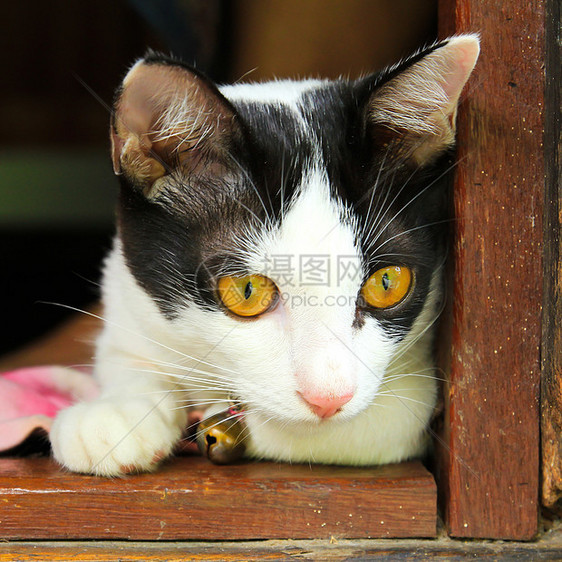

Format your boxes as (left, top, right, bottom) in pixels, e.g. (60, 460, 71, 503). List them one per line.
(2, 534, 562, 562)
(0, 456, 436, 540)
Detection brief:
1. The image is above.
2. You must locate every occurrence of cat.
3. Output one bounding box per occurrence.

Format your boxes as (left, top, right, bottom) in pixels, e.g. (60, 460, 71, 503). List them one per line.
(50, 35, 479, 476)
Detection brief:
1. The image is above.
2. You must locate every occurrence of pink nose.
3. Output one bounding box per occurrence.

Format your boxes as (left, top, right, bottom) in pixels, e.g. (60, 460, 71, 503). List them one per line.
(298, 391, 354, 419)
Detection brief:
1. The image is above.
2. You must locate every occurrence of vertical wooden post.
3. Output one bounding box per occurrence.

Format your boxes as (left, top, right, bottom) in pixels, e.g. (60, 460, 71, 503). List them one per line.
(541, 0, 562, 510)
(438, 0, 544, 539)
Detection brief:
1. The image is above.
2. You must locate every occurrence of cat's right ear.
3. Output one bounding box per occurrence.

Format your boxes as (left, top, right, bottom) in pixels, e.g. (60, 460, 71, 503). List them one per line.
(110, 56, 239, 195)
(366, 34, 480, 165)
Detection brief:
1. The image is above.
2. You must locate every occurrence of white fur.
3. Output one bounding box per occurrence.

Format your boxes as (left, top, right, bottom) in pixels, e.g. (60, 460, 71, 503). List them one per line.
(220, 79, 326, 137)
(220, 79, 325, 112)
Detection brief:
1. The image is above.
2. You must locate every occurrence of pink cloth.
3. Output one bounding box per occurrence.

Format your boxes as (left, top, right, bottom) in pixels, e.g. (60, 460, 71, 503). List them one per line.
(0, 367, 99, 451)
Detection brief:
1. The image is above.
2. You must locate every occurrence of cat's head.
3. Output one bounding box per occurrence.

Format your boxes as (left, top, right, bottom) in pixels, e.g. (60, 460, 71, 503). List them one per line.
(110, 36, 479, 443)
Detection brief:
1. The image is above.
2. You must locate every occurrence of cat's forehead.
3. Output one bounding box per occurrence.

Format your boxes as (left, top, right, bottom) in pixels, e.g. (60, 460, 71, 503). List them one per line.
(219, 78, 350, 152)
(219, 79, 328, 112)
(245, 166, 359, 277)
(215, 79, 360, 222)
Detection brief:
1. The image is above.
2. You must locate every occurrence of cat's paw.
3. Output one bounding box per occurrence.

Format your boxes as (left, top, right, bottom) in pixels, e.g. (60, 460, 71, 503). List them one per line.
(50, 398, 183, 476)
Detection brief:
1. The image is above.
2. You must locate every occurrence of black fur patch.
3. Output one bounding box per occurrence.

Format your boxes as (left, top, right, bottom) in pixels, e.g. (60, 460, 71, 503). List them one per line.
(296, 78, 449, 336)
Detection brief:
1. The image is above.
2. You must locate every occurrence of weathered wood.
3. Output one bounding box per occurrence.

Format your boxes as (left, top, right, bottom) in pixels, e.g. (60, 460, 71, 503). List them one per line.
(437, 0, 544, 539)
(0, 456, 436, 540)
(541, 0, 562, 509)
(1, 533, 562, 562)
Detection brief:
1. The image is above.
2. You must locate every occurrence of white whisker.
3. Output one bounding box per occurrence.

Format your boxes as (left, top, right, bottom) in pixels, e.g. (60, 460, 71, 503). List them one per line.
(42, 303, 241, 377)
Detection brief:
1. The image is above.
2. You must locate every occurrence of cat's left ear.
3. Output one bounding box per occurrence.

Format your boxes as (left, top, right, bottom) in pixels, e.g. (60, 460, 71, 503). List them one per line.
(367, 34, 480, 164)
(110, 55, 240, 195)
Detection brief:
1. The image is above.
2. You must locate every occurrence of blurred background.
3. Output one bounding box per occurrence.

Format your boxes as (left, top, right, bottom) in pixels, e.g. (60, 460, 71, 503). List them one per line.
(0, 0, 437, 361)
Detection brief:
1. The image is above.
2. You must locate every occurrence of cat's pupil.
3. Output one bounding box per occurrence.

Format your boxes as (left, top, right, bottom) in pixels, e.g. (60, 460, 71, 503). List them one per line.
(382, 273, 391, 291)
(244, 281, 253, 300)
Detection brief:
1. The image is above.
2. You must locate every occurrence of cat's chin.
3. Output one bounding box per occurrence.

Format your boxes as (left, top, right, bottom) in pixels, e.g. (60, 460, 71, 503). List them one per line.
(243, 402, 430, 466)
(270, 413, 347, 428)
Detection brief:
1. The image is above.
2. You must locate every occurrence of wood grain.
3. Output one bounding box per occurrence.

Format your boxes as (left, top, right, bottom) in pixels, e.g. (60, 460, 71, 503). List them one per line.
(0, 456, 436, 540)
(437, 0, 544, 539)
(1, 534, 562, 562)
(541, 0, 562, 510)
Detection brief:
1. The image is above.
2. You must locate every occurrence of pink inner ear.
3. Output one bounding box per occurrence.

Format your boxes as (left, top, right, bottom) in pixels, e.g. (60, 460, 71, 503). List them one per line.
(115, 61, 204, 149)
(439, 36, 480, 101)
(112, 62, 204, 181)
(119, 69, 162, 137)
(112, 65, 163, 173)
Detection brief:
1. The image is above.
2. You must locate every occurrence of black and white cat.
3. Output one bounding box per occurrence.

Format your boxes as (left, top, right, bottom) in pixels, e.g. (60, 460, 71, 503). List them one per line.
(51, 35, 479, 476)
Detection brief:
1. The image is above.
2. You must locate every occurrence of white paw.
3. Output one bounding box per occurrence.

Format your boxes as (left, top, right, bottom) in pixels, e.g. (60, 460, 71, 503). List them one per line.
(50, 397, 184, 476)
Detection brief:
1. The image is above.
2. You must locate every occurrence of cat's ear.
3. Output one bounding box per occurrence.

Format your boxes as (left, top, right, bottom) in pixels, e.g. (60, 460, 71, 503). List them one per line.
(110, 55, 238, 195)
(367, 34, 479, 165)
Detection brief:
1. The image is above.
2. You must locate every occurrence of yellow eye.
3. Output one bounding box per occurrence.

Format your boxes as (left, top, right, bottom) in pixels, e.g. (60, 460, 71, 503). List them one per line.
(217, 274, 278, 317)
(361, 266, 413, 309)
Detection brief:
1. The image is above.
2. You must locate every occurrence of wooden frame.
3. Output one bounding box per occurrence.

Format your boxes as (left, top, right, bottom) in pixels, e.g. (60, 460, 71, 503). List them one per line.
(437, 0, 556, 540)
(0, 0, 558, 546)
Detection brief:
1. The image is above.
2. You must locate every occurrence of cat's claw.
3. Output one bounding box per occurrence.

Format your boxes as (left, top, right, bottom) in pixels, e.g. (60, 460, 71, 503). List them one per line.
(50, 398, 184, 477)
